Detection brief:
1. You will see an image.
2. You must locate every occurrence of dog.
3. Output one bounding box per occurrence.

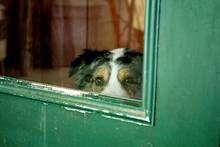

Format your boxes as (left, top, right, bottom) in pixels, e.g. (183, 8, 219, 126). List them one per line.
(69, 48, 142, 99)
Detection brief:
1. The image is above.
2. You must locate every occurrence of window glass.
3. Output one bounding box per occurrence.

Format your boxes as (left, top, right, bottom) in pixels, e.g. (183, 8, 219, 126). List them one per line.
(0, 0, 145, 99)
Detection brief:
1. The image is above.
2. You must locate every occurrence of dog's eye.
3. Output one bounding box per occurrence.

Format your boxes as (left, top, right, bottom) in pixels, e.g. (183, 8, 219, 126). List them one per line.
(123, 77, 136, 85)
(124, 77, 132, 83)
(94, 76, 105, 86)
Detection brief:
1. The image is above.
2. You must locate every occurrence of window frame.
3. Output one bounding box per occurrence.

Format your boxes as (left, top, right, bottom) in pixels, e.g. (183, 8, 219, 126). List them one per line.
(0, 0, 160, 126)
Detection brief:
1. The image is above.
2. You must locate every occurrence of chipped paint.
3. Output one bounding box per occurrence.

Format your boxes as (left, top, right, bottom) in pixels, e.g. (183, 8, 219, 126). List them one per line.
(64, 106, 91, 115)
(43, 102, 48, 106)
(126, 114, 150, 122)
(101, 114, 148, 126)
(102, 109, 110, 113)
(115, 112, 124, 116)
(74, 104, 99, 111)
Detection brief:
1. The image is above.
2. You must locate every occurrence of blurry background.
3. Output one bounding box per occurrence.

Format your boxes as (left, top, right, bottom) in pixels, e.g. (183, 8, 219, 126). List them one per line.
(0, 0, 145, 88)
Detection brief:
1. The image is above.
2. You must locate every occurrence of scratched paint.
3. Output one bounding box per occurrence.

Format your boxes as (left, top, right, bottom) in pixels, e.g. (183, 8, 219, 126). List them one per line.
(40, 105, 47, 147)
(73, 104, 99, 111)
(101, 114, 148, 126)
(64, 106, 91, 115)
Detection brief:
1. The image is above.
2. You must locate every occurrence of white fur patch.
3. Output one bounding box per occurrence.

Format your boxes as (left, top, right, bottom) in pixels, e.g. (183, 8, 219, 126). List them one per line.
(101, 48, 129, 97)
(110, 48, 125, 61)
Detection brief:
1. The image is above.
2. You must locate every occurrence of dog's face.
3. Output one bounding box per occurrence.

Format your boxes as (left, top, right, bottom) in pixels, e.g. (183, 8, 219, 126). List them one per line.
(69, 48, 142, 99)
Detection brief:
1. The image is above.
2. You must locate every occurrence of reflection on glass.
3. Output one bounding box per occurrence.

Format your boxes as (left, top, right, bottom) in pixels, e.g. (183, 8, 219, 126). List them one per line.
(0, 0, 145, 99)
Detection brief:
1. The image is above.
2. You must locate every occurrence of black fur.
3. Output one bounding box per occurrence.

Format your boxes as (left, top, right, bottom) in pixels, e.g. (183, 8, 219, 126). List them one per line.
(69, 49, 112, 77)
(116, 49, 143, 64)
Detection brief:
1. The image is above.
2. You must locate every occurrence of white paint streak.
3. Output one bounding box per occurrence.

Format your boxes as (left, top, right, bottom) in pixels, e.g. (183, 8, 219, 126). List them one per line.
(43, 102, 48, 106)
(102, 109, 110, 113)
(51, 86, 86, 96)
(115, 113, 124, 116)
(40, 106, 47, 147)
(64, 106, 90, 115)
(74, 104, 99, 111)
(126, 114, 150, 122)
(101, 114, 148, 126)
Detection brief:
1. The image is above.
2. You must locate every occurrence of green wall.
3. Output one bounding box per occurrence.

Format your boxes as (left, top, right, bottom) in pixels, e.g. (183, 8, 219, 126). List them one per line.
(0, 0, 220, 146)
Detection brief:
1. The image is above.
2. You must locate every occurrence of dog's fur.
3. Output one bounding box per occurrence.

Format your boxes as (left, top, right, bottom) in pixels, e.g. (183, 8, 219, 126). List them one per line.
(69, 48, 142, 99)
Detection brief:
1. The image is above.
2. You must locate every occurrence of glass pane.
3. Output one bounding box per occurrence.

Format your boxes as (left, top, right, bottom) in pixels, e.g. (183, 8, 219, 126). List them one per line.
(0, 0, 145, 100)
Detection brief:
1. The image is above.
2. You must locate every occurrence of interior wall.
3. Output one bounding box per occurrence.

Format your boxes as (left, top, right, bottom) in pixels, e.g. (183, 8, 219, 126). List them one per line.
(4, 0, 145, 70)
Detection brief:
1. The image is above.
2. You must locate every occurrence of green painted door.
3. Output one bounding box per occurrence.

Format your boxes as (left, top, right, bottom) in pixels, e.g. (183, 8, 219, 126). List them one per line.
(0, 0, 220, 146)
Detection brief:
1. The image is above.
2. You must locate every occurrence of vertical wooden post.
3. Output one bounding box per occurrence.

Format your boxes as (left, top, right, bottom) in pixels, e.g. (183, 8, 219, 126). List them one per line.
(126, 0, 135, 48)
(106, 0, 121, 48)
(86, 0, 89, 49)
(19, 0, 33, 76)
(0, 4, 6, 75)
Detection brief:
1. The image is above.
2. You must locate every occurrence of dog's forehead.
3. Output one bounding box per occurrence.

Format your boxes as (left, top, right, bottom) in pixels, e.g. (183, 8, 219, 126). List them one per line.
(110, 48, 126, 61)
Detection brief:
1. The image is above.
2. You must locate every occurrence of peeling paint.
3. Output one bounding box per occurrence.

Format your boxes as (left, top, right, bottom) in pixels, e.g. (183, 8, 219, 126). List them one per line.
(102, 110, 110, 113)
(43, 102, 48, 106)
(64, 102, 69, 105)
(115, 112, 124, 116)
(51, 86, 86, 96)
(101, 114, 148, 126)
(74, 104, 99, 111)
(126, 114, 150, 122)
(64, 106, 91, 115)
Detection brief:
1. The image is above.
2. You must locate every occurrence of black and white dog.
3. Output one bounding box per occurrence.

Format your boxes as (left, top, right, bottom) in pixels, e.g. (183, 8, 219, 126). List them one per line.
(69, 48, 142, 99)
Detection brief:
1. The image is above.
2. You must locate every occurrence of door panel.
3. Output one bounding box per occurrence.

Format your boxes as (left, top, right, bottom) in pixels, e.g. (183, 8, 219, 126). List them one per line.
(0, 0, 220, 146)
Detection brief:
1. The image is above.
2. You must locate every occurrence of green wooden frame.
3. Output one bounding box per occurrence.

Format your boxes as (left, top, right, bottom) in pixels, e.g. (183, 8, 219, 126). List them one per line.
(142, 0, 160, 125)
(0, 0, 160, 126)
